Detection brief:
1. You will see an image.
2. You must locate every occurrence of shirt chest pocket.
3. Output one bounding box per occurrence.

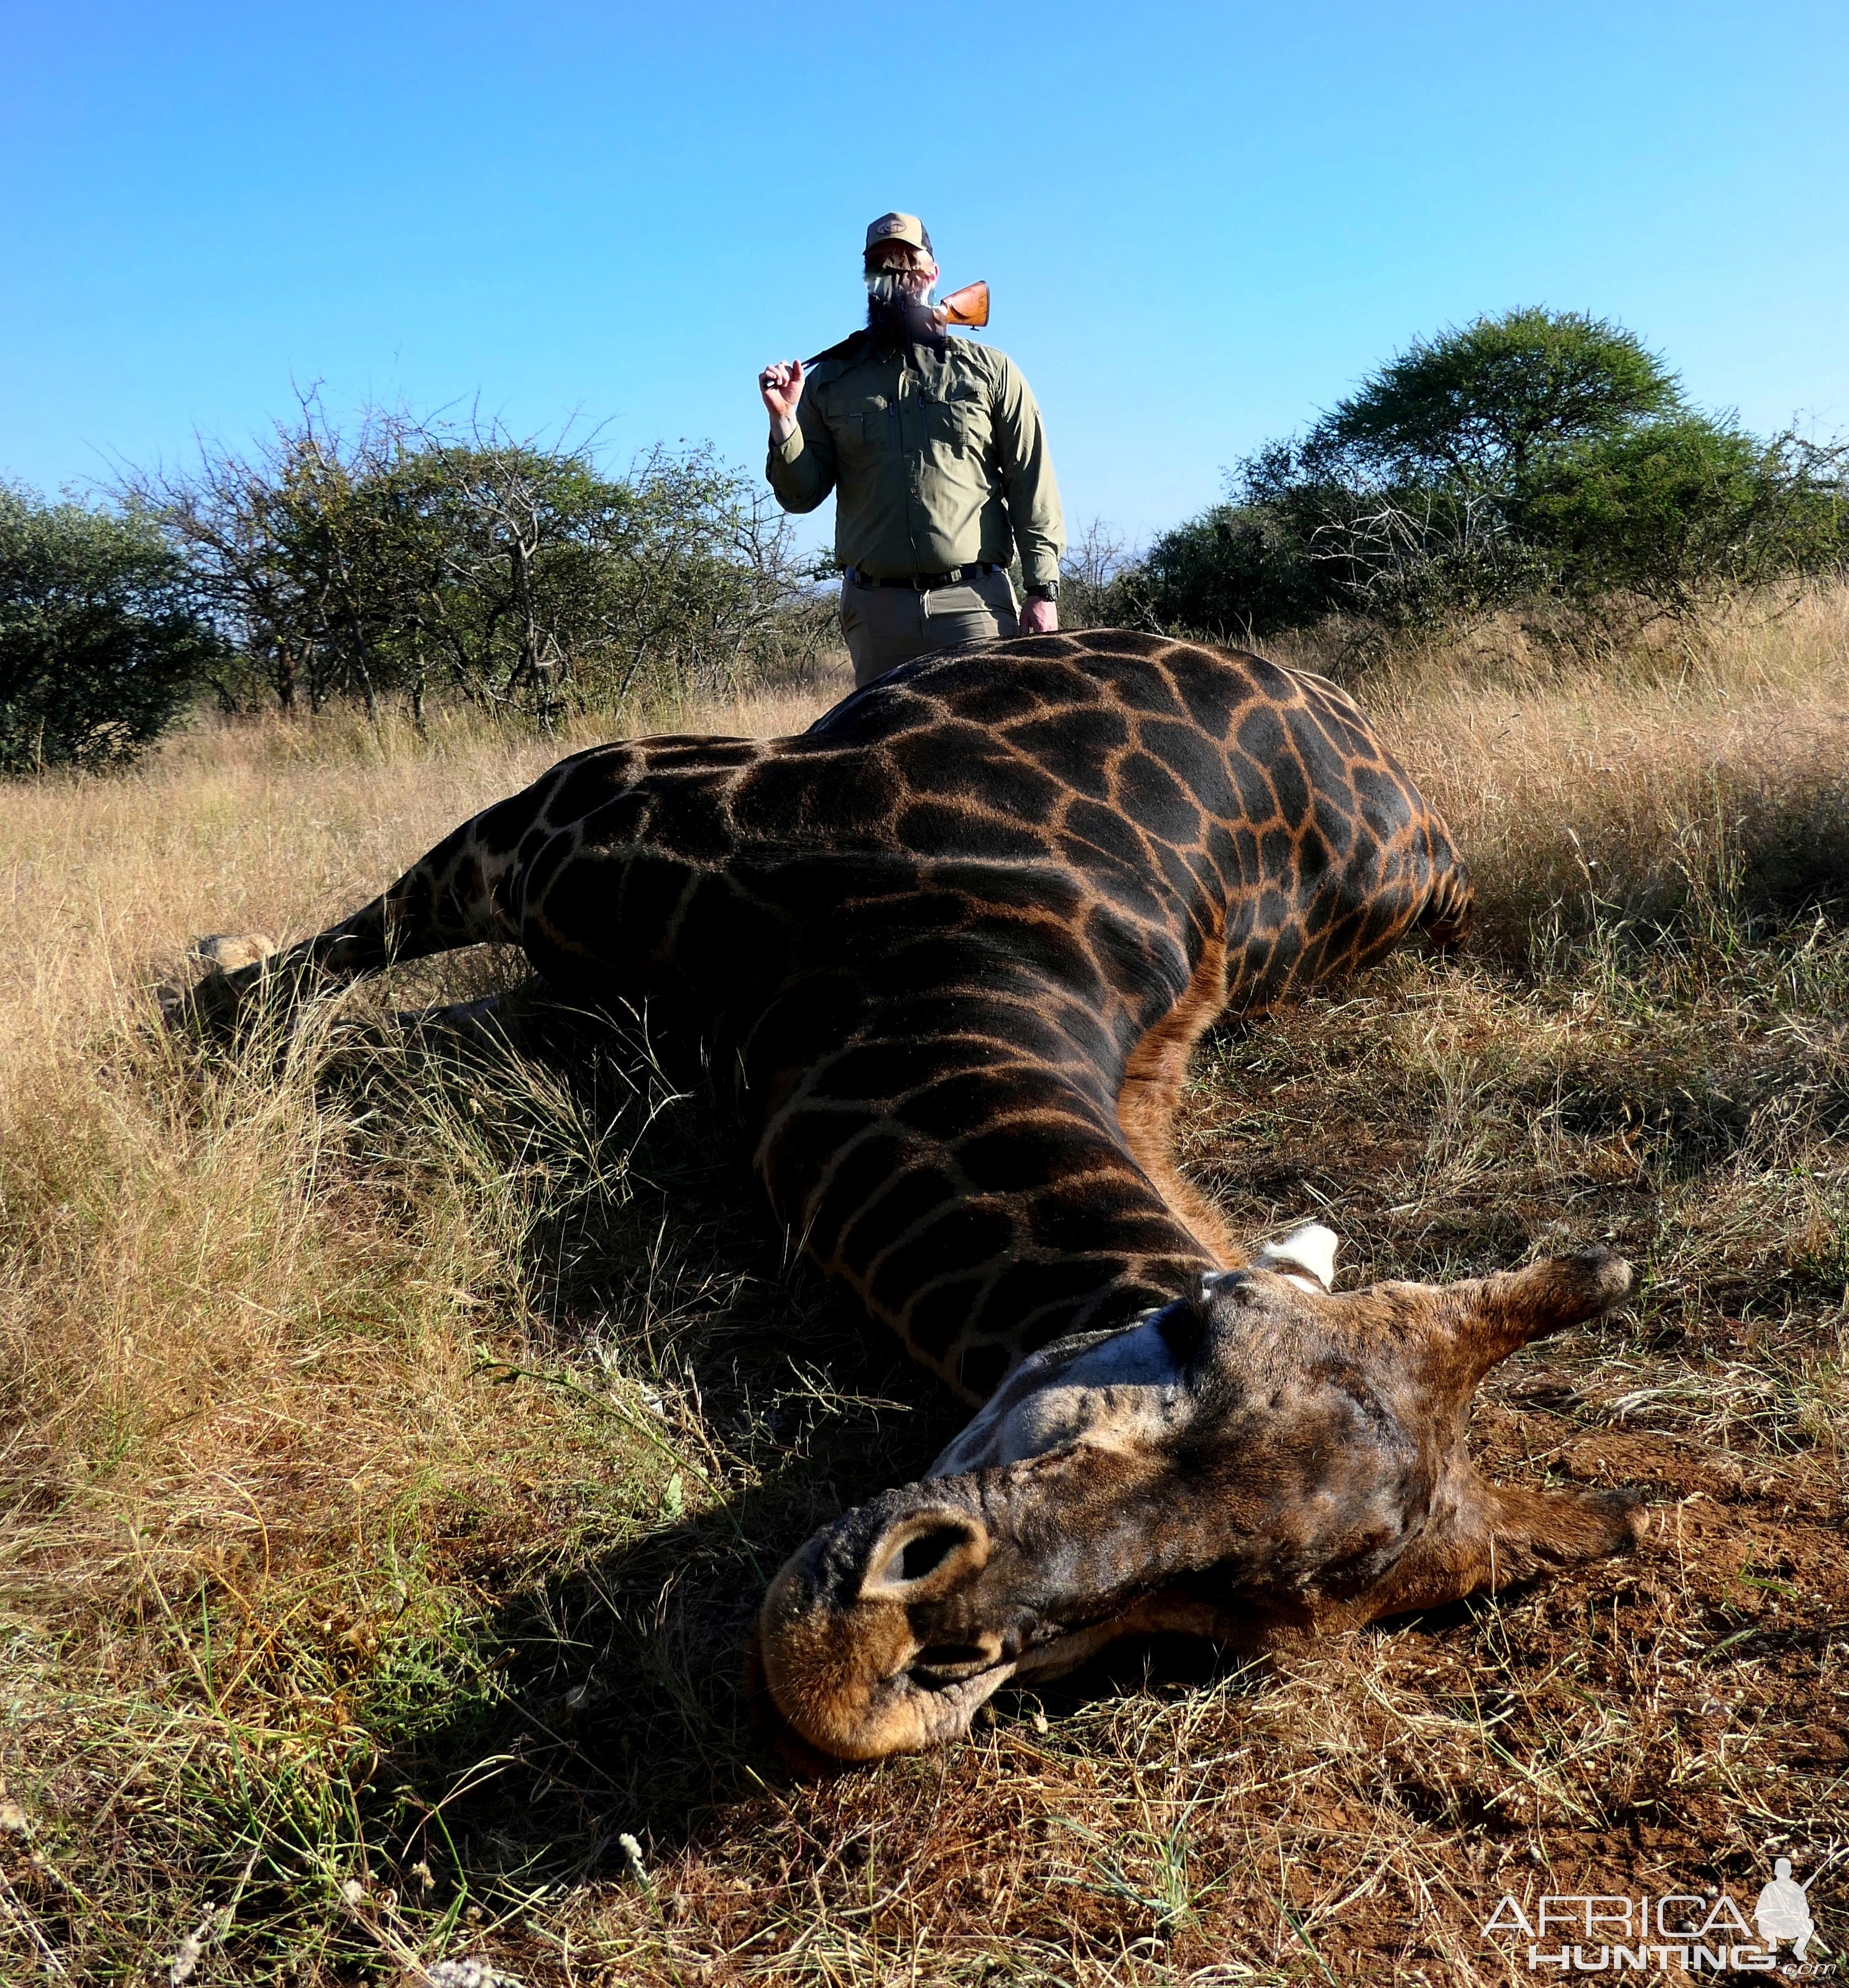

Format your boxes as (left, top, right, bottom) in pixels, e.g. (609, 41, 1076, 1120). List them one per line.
(850, 394, 895, 456)
(920, 387, 992, 460)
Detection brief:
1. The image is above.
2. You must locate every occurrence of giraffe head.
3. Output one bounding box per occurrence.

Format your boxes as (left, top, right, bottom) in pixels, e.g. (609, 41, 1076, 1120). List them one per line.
(751, 1235, 1642, 1762)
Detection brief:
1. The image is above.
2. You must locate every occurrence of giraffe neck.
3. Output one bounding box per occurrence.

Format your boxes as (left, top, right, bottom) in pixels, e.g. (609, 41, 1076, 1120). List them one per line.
(736, 908, 1224, 1402)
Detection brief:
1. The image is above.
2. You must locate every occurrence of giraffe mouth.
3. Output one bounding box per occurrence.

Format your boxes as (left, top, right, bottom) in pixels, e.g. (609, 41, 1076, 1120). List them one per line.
(907, 1640, 1009, 1690)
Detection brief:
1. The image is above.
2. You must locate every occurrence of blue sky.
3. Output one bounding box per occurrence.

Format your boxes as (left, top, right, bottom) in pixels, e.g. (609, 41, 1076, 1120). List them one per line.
(4, 1, 1845, 550)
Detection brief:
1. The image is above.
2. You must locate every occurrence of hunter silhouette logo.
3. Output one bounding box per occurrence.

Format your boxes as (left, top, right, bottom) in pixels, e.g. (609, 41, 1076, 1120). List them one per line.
(1756, 1860, 1818, 1963)
(1482, 1861, 1830, 1974)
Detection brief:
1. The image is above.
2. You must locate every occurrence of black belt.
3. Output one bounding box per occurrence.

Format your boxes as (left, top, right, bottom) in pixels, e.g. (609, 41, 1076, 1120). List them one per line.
(846, 563, 997, 591)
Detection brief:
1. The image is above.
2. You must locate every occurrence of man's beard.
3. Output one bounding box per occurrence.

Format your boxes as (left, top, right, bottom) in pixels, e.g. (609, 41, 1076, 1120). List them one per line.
(865, 270, 945, 355)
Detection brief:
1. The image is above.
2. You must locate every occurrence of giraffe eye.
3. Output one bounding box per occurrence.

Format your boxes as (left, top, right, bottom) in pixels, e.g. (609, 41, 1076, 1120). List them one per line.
(1156, 1299, 1207, 1360)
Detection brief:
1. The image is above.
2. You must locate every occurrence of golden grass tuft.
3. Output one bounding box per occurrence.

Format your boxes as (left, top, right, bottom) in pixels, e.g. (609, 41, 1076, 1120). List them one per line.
(1273, 580, 1849, 948)
(2, 607, 1847, 1982)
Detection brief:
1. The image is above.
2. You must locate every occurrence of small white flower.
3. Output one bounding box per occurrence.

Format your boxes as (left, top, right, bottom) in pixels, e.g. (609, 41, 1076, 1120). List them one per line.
(169, 1921, 211, 1984)
(340, 1877, 367, 1906)
(425, 1960, 499, 1988)
(618, 1832, 650, 1887)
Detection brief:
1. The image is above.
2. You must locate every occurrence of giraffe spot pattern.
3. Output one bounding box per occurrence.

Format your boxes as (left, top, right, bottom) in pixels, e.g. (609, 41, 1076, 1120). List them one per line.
(268, 634, 1470, 1404)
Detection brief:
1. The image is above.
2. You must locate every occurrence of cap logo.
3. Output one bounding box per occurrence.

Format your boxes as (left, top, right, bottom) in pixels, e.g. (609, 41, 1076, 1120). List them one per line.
(865, 212, 929, 254)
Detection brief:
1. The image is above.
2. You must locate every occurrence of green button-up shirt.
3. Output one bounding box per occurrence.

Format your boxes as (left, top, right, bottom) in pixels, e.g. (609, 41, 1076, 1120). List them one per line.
(765, 334, 1064, 590)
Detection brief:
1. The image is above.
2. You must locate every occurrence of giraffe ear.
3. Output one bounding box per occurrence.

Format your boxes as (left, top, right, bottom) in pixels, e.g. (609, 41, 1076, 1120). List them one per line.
(1158, 1283, 1217, 1358)
(1256, 1223, 1339, 1292)
(1458, 1249, 1631, 1375)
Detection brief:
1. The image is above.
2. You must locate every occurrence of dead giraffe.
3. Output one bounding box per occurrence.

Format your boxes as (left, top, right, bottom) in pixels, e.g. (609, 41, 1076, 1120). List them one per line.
(173, 631, 1642, 1760)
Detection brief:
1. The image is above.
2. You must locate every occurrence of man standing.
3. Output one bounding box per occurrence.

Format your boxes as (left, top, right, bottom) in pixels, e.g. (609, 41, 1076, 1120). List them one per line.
(758, 213, 1064, 687)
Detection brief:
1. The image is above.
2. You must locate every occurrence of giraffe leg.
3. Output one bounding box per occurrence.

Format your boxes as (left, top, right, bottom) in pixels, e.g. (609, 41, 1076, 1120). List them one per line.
(391, 991, 522, 1052)
(163, 790, 542, 1037)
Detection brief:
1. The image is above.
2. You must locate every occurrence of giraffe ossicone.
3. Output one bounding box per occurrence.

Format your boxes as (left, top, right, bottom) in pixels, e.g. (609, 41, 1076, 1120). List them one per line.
(167, 631, 1644, 1763)
(1253, 1220, 1339, 1291)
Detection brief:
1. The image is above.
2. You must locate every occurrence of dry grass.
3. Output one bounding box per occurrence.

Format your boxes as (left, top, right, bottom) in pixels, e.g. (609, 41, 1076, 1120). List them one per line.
(3, 603, 1848, 1983)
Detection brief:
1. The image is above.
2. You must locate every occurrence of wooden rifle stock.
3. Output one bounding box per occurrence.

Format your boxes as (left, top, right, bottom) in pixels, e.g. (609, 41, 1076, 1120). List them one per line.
(935, 279, 989, 328)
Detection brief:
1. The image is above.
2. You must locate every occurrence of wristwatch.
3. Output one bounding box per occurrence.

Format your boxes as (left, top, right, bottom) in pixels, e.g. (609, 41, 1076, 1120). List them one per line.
(1025, 582, 1059, 603)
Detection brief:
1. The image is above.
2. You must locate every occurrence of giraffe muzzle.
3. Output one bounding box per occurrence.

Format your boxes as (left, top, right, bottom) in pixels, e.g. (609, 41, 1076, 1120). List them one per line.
(751, 1489, 1026, 1762)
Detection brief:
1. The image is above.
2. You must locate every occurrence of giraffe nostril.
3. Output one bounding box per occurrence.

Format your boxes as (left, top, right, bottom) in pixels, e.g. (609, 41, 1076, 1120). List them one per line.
(898, 1527, 965, 1581)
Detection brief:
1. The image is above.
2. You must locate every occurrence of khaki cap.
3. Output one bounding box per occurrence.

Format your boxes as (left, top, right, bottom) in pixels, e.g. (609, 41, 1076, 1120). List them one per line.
(864, 211, 933, 256)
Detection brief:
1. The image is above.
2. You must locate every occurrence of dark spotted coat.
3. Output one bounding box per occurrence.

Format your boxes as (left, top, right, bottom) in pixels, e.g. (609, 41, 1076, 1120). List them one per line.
(214, 632, 1472, 1401)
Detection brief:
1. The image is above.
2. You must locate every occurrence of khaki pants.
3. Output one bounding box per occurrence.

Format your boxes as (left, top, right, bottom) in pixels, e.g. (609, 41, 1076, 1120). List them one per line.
(840, 567, 1020, 687)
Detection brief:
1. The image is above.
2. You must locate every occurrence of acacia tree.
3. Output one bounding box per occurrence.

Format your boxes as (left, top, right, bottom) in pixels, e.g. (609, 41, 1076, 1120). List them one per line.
(129, 401, 830, 724)
(1055, 517, 1143, 629)
(1134, 310, 1846, 638)
(125, 403, 430, 714)
(131, 445, 310, 710)
(1304, 308, 1682, 489)
(578, 445, 828, 703)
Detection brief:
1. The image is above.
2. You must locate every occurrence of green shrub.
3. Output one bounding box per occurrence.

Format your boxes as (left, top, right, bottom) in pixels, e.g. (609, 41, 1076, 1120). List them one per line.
(1131, 484, 1332, 642)
(0, 485, 217, 774)
(1133, 451, 1550, 640)
(1515, 418, 1847, 612)
(1132, 310, 1847, 641)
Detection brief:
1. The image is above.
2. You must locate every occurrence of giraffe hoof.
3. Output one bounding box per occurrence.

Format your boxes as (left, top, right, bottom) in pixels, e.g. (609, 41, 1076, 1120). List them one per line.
(190, 933, 278, 973)
(156, 933, 279, 1035)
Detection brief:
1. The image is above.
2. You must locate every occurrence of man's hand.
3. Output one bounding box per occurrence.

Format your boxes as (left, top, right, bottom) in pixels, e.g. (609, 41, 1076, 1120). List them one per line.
(1020, 594, 1059, 635)
(759, 360, 805, 443)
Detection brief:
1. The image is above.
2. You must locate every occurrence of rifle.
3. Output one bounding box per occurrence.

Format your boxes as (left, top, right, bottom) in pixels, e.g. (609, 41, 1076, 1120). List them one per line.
(802, 280, 989, 368)
(931, 279, 990, 330)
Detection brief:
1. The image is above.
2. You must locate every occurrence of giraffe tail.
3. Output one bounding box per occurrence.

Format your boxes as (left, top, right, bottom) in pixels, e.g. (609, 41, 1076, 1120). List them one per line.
(1417, 849, 1475, 951)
